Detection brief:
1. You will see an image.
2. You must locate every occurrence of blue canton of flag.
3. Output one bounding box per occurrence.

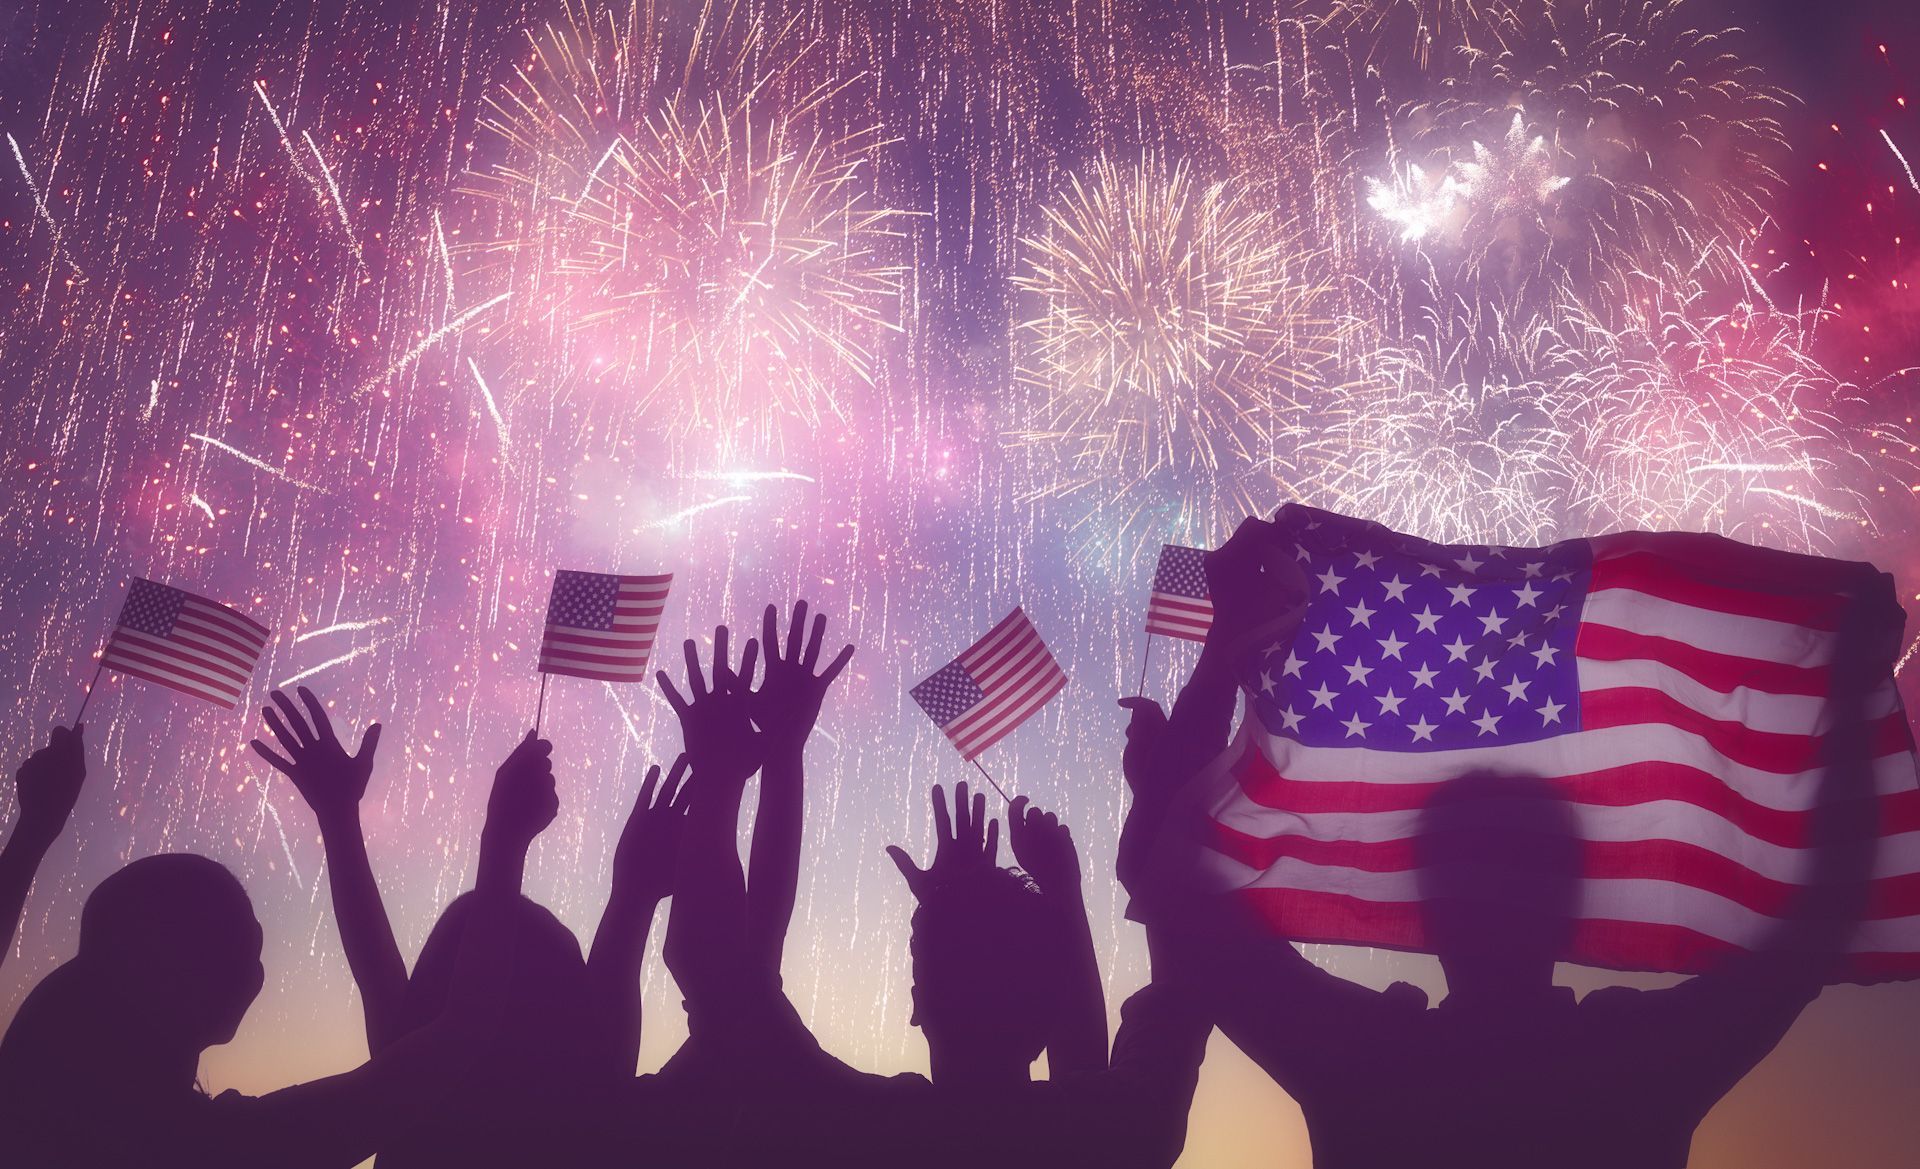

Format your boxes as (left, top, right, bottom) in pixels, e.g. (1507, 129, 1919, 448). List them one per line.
(912, 662, 988, 727)
(1247, 509, 1590, 751)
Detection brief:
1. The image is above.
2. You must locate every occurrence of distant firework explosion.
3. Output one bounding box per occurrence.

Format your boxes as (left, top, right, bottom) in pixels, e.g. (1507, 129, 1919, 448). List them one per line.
(1555, 267, 1903, 547)
(1402, 0, 1792, 301)
(1011, 153, 1338, 559)
(464, 3, 905, 458)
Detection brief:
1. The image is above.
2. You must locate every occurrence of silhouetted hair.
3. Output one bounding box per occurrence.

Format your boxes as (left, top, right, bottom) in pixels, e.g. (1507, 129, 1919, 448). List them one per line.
(78, 853, 257, 973)
(909, 866, 1063, 1060)
(1415, 771, 1583, 956)
(402, 891, 587, 1034)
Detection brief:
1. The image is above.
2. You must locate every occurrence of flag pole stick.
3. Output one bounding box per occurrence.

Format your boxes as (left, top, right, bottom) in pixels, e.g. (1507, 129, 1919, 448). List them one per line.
(1135, 634, 1154, 698)
(71, 659, 105, 728)
(968, 757, 1012, 805)
(534, 673, 549, 735)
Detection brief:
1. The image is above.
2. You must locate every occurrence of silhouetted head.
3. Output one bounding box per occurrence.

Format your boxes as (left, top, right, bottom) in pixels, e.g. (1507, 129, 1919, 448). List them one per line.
(1415, 772, 1582, 1003)
(75, 854, 264, 1050)
(907, 866, 1064, 1081)
(402, 892, 592, 1063)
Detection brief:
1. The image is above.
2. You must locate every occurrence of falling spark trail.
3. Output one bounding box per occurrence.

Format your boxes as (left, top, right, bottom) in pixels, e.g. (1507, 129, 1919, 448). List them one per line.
(1746, 486, 1861, 521)
(434, 210, 456, 304)
(189, 433, 323, 490)
(690, 470, 818, 483)
(466, 358, 510, 447)
(143, 379, 160, 418)
(278, 642, 384, 686)
(7, 131, 85, 278)
(294, 617, 393, 643)
(644, 496, 751, 530)
(1882, 129, 1920, 194)
(302, 130, 365, 265)
(252, 82, 332, 218)
(605, 682, 645, 742)
(364, 291, 511, 393)
(188, 494, 215, 521)
(576, 137, 623, 203)
(246, 773, 306, 890)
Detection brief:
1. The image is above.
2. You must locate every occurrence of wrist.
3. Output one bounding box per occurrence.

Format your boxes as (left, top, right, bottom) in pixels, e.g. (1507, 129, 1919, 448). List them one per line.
(5, 818, 59, 856)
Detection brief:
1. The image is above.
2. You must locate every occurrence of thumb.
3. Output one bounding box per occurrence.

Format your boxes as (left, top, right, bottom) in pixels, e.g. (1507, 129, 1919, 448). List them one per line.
(885, 846, 928, 896)
(356, 723, 383, 763)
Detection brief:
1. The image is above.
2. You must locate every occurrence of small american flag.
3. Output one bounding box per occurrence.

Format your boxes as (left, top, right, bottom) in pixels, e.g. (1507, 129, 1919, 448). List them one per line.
(100, 578, 270, 708)
(1188, 504, 1920, 980)
(1146, 544, 1213, 642)
(912, 608, 1068, 760)
(539, 570, 671, 682)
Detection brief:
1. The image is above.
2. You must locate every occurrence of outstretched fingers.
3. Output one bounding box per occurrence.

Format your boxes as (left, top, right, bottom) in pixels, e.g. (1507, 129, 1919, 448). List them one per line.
(296, 686, 339, 747)
(248, 737, 296, 775)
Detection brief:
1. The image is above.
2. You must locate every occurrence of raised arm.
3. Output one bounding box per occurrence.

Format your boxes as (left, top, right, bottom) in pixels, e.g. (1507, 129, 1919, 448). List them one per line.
(0, 724, 84, 973)
(1007, 795, 1108, 1076)
(586, 754, 688, 1074)
(249, 689, 406, 1052)
(1626, 572, 1903, 1091)
(474, 730, 559, 897)
(1117, 692, 1409, 1097)
(659, 627, 765, 1020)
(742, 601, 853, 979)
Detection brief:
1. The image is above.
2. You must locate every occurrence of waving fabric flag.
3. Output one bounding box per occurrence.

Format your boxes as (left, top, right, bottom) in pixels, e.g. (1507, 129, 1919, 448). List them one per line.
(1145, 544, 1213, 642)
(1189, 504, 1920, 980)
(912, 608, 1068, 760)
(100, 578, 270, 708)
(539, 570, 671, 682)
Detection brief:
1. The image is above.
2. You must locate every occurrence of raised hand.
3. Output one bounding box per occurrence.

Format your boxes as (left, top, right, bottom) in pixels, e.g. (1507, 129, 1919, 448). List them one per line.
(477, 730, 558, 895)
(1204, 515, 1309, 655)
(612, 755, 690, 904)
(2, 723, 89, 975)
(658, 627, 762, 787)
(1117, 697, 1174, 905)
(13, 723, 86, 850)
(249, 688, 407, 1050)
(250, 688, 381, 831)
(886, 781, 999, 899)
(745, 600, 854, 752)
(1007, 795, 1081, 897)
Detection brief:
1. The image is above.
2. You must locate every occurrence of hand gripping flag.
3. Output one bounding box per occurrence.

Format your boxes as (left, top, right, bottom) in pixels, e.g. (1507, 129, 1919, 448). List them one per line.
(100, 578, 270, 708)
(912, 608, 1067, 760)
(1183, 504, 1920, 980)
(539, 570, 671, 682)
(1145, 545, 1213, 642)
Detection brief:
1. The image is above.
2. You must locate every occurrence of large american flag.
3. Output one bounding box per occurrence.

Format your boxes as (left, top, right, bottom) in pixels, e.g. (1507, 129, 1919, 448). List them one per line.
(1145, 544, 1213, 642)
(539, 570, 671, 682)
(100, 578, 270, 708)
(911, 608, 1068, 760)
(1191, 505, 1920, 979)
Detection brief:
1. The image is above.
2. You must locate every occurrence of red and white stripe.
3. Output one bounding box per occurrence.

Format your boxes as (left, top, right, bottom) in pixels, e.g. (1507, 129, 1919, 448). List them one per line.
(539, 574, 670, 682)
(1199, 532, 1920, 980)
(1145, 592, 1213, 642)
(944, 608, 1069, 760)
(102, 595, 270, 709)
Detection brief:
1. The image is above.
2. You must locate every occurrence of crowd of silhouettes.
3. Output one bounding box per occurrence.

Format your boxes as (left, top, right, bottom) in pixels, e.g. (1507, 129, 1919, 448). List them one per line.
(0, 524, 1901, 1167)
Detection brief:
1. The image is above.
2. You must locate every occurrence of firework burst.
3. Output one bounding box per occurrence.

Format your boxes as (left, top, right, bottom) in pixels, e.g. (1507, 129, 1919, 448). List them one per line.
(1009, 153, 1339, 559)
(464, 2, 906, 459)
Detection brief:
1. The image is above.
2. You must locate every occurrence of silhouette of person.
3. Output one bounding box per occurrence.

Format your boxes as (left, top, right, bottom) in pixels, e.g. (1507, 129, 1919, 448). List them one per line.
(1127, 518, 1900, 1169)
(0, 852, 511, 1168)
(254, 691, 690, 1166)
(1, 723, 86, 975)
(618, 611, 1208, 1167)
